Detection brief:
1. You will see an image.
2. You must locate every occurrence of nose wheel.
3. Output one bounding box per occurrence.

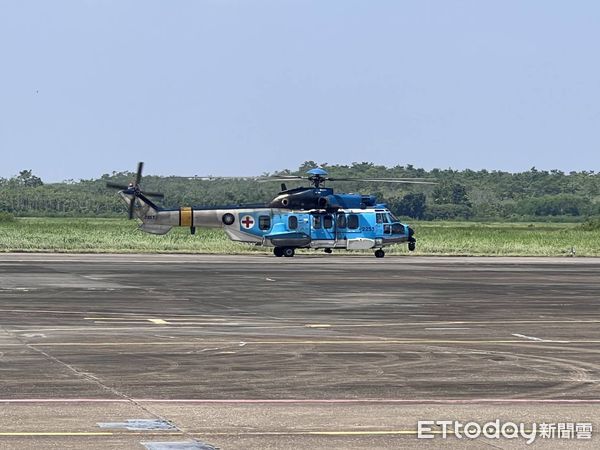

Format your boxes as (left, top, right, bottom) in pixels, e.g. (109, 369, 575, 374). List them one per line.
(374, 249, 385, 258)
(274, 247, 295, 257)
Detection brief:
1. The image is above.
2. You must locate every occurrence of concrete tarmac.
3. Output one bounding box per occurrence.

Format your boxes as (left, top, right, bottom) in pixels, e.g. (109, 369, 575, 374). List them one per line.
(1, 254, 600, 449)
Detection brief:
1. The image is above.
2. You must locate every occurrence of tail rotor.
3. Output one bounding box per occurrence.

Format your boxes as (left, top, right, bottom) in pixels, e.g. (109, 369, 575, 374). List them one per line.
(106, 162, 164, 219)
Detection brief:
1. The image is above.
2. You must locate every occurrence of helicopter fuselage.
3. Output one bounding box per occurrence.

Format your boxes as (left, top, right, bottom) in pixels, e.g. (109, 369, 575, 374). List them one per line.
(109, 163, 431, 257)
(123, 192, 415, 257)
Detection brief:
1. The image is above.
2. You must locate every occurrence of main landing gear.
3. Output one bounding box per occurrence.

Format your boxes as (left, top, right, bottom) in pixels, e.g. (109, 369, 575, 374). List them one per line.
(374, 249, 385, 258)
(274, 247, 295, 257)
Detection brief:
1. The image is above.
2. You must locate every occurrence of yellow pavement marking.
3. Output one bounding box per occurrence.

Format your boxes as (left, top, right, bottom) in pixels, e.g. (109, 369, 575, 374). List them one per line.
(81, 318, 600, 328)
(82, 318, 600, 325)
(8, 339, 599, 347)
(301, 319, 600, 328)
(304, 430, 420, 436)
(192, 430, 452, 436)
(84, 317, 228, 321)
(90, 322, 245, 326)
(309, 430, 447, 435)
(0, 431, 184, 437)
(148, 319, 169, 324)
(0, 432, 114, 436)
(0, 430, 443, 437)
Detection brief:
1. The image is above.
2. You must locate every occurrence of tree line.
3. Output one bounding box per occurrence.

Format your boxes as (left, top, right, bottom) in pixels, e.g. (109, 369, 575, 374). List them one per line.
(1, 162, 600, 221)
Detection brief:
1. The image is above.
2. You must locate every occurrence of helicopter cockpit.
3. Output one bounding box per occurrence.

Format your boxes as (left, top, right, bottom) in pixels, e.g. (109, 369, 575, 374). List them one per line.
(376, 210, 406, 235)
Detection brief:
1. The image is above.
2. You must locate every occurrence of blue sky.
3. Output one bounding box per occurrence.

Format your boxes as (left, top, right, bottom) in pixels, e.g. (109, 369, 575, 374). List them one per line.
(1, 1, 599, 182)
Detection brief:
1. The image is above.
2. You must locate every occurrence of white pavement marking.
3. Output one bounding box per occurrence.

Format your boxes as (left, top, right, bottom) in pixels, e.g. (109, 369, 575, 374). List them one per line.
(425, 328, 471, 331)
(148, 319, 170, 325)
(2, 398, 600, 404)
(511, 333, 569, 343)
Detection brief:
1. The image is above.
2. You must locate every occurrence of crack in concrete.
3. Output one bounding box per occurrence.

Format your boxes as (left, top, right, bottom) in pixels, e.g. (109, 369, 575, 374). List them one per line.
(0, 323, 201, 446)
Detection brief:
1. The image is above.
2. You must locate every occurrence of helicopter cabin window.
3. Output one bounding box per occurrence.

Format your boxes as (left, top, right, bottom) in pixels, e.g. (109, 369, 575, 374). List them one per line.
(388, 212, 399, 223)
(323, 214, 333, 229)
(258, 215, 271, 231)
(376, 213, 389, 224)
(336, 214, 347, 228)
(313, 214, 322, 229)
(288, 215, 298, 230)
(347, 214, 359, 229)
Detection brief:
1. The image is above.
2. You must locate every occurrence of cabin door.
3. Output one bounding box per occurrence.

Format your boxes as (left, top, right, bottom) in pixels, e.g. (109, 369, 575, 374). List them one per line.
(310, 213, 336, 243)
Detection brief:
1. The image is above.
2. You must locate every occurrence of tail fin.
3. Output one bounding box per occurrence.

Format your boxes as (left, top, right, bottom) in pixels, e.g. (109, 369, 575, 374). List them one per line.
(119, 192, 172, 235)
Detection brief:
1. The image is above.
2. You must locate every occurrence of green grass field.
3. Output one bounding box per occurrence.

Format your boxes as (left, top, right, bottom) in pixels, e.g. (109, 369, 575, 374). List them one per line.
(1, 217, 599, 256)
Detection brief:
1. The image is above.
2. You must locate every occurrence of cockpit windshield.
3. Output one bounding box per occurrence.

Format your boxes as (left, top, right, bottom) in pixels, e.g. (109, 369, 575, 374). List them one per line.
(387, 212, 399, 223)
(376, 212, 390, 224)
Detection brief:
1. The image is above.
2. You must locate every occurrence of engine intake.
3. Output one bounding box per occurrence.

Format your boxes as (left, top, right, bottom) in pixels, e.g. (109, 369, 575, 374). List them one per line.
(318, 195, 341, 210)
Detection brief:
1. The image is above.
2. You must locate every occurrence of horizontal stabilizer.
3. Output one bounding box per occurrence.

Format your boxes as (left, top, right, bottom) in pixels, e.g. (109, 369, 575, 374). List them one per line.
(139, 223, 173, 235)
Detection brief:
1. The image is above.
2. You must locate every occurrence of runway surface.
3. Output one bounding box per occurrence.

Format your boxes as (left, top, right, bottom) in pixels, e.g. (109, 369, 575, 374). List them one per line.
(1, 253, 599, 449)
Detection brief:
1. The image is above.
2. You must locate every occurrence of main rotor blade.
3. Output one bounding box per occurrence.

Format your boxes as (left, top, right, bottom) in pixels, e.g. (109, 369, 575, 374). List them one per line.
(106, 182, 130, 190)
(135, 162, 144, 186)
(256, 176, 306, 183)
(191, 176, 266, 181)
(128, 198, 135, 220)
(328, 177, 437, 184)
(173, 175, 306, 182)
(143, 191, 165, 198)
(162, 174, 436, 185)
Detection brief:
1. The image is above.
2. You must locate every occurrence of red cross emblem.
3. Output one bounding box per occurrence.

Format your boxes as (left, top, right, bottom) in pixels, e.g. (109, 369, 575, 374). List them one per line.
(241, 215, 255, 229)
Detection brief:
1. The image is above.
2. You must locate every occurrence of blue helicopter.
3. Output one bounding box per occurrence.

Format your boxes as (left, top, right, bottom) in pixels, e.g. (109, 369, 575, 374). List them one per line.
(107, 163, 435, 258)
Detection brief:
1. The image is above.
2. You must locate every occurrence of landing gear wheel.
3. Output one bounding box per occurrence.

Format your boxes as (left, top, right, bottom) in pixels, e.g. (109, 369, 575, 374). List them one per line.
(273, 247, 284, 257)
(408, 242, 416, 252)
(324, 248, 332, 254)
(283, 247, 295, 257)
(374, 249, 385, 258)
